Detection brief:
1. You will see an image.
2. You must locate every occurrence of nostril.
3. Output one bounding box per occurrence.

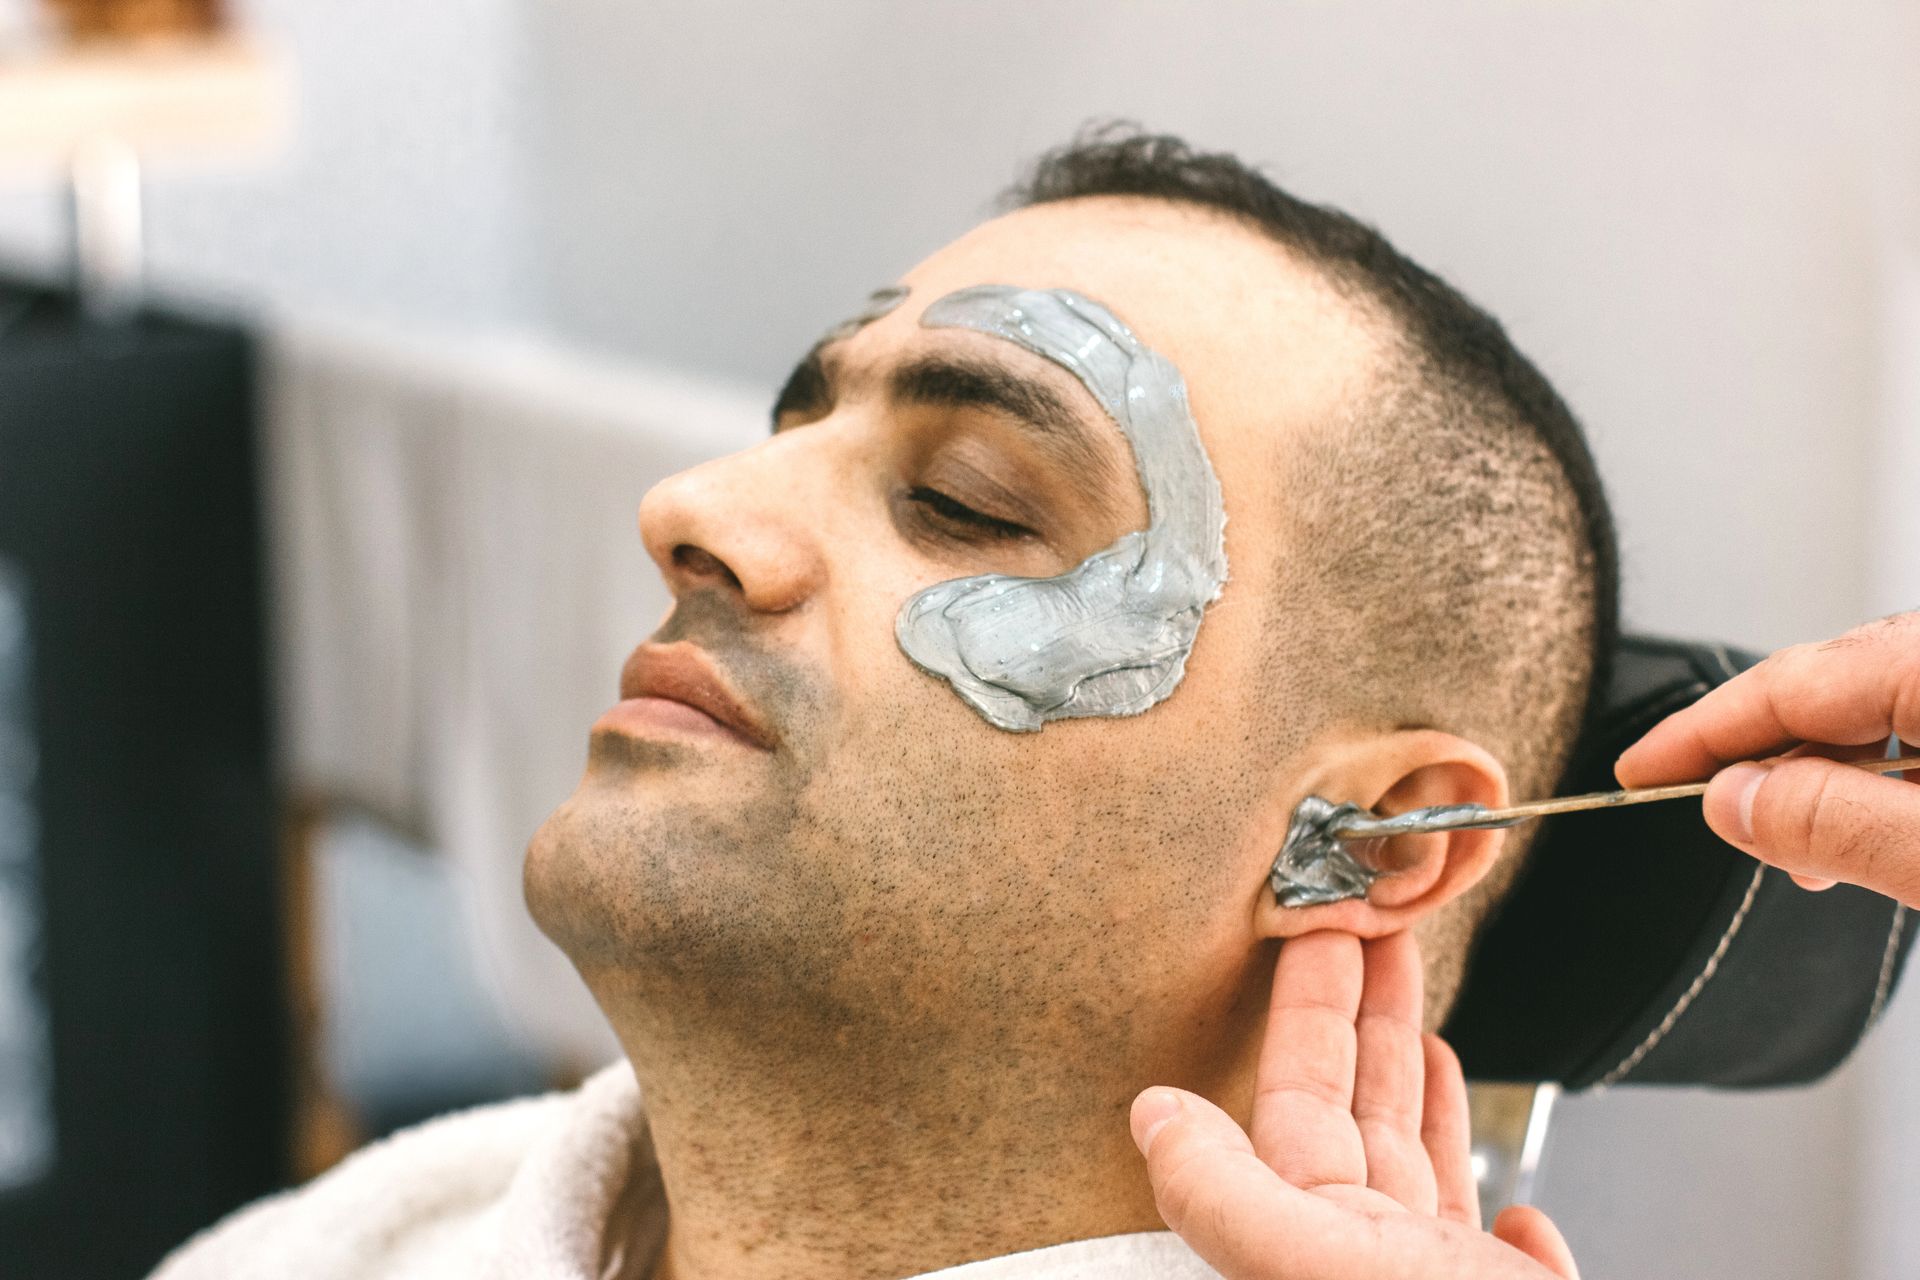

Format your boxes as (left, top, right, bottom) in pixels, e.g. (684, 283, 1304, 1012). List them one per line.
(671, 544, 742, 590)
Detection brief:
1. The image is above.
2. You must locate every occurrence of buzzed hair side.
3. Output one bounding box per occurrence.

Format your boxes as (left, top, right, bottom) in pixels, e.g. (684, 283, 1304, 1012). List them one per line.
(1005, 125, 1620, 1014)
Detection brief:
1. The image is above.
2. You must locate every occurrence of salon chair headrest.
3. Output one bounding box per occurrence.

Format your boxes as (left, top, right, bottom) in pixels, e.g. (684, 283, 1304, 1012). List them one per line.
(1443, 634, 1916, 1089)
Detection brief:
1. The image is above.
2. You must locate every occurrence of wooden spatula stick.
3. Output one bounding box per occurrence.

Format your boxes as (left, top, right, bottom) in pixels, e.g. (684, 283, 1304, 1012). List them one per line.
(1328, 755, 1920, 840)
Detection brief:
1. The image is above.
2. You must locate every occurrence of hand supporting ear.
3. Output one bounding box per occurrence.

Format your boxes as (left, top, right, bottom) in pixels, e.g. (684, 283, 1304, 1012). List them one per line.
(1128, 932, 1580, 1280)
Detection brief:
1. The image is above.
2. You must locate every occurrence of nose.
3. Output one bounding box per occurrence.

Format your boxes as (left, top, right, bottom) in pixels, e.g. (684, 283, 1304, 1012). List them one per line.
(638, 438, 829, 615)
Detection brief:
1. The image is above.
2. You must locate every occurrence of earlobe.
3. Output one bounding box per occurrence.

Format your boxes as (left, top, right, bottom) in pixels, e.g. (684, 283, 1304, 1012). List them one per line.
(1253, 731, 1510, 940)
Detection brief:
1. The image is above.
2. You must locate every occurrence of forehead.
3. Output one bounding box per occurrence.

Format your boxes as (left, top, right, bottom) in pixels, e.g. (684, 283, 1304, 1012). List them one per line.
(891, 196, 1387, 531)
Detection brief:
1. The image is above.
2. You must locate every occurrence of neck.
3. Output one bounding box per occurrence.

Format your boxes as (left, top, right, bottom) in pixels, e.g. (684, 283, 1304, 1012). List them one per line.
(592, 968, 1266, 1280)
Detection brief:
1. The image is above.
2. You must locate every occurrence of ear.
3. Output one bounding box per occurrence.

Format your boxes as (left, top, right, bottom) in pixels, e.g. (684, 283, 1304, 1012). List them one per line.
(1252, 729, 1511, 940)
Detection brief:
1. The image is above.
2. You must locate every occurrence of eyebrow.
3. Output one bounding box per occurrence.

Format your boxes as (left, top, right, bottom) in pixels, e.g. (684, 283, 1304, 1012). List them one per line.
(770, 344, 832, 425)
(771, 342, 1130, 496)
(888, 352, 1123, 483)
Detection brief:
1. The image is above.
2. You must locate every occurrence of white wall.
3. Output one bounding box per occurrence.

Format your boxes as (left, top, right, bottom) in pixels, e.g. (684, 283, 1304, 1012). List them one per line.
(4, 3, 1915, 1276)
(0, 0, 534, 331)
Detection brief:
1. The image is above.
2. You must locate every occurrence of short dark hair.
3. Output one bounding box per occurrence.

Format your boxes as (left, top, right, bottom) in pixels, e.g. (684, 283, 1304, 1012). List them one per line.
(1005, 125, 1620, 1004)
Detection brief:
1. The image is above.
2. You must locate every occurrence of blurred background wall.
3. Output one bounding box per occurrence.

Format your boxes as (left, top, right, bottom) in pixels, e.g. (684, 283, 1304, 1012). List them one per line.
(3, 2, 1917, 1277)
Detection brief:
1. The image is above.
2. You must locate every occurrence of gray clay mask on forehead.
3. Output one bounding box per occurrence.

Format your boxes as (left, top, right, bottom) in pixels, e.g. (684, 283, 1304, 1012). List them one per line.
(821, 285, 909, 342)
(892, 285, 1229, 732)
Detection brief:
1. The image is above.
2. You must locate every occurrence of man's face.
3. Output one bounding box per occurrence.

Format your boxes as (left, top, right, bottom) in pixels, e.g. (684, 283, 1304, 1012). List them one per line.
(527, 197, 1385, 1090)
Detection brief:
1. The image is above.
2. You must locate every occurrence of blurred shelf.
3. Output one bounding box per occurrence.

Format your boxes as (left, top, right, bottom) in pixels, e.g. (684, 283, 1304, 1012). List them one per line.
(0, 34, 288, 173)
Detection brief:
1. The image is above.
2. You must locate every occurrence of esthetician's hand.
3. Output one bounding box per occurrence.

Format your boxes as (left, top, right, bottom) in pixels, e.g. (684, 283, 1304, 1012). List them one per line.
(1616, 611, 1920, 904)
(1129, 932, 1578, 1280)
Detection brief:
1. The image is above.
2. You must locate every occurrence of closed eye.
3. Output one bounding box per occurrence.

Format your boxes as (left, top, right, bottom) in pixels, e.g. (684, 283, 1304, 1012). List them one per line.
(906, 487, 1035, 541)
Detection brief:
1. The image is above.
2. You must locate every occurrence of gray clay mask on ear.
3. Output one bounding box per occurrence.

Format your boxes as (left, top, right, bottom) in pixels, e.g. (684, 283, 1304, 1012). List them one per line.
(1269, 797, 1386, 907)
(894, 285, 1229, 732)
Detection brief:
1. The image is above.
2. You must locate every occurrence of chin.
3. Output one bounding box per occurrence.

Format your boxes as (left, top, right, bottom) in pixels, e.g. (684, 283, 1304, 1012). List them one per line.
(521, 794, 594, 955)
(520, 766, 809, 974)
(522, 788, 661, 949)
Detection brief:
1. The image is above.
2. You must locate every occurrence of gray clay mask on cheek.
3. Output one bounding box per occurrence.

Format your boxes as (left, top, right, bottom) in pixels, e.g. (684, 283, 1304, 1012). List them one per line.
(894, 285, 1229, 732)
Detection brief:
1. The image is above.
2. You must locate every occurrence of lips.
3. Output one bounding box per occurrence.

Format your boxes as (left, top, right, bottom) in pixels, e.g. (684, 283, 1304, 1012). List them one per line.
(613, 641, 775, 750)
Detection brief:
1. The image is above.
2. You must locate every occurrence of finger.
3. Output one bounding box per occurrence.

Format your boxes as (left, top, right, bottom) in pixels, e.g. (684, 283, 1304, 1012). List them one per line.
(1756, 748, 1853, 893)
(1781, 741, 1909, 870)
(1615, 613, 1920, 786)
(1131, 1086, 1307, 1273)
(1493, 1205, 1582, 1280)
(1702, 756, 1920, 906)
(1782, 745, 1892, 882)
(1138, 1089, 1565, 1280)
(1250, 931, 1368, 1190)
(1786, 739, 1894, 764)
(1421, 1034, 1481, 1228)
(1351, 933, 1435, 1213)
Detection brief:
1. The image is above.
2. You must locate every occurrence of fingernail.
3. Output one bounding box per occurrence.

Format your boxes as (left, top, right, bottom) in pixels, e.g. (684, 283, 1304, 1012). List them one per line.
(1612, 747, 1641, 787)
(1130, 1088, 1183, 1156)
(1721, 762, 1773, 845)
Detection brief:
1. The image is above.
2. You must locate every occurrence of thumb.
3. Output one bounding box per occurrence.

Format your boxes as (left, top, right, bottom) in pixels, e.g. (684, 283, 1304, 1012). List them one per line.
(1493, 1206, 1581, 1280)
(1704, 757, 1920, 906)
(1130, 1089, 1564, 1280)
(1130, 1087, 1305, 1273)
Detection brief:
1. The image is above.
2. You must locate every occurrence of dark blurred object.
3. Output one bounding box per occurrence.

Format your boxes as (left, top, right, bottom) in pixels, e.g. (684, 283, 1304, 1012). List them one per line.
(1448, 635, 1916, 1088)
(39, 0, 223, 42)
(0, 276, 288, 1279)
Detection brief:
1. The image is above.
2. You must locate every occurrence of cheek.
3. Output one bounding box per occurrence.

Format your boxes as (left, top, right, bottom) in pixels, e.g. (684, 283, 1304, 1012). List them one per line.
(816, 523, 967, 717)
(809, 536, 1278, 923)
(806, 685, 1259, 916)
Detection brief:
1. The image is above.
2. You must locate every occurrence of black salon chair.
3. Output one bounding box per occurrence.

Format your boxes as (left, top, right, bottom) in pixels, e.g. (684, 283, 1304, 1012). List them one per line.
(1447, 633, 1914, 1090)
(1442, 635, 1914, 1209)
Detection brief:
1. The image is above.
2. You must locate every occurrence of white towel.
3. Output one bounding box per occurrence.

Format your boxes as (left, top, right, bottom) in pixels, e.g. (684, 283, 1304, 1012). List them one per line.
(149, 1062, 1223, 1280)
(263, 319, 770, 1066)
